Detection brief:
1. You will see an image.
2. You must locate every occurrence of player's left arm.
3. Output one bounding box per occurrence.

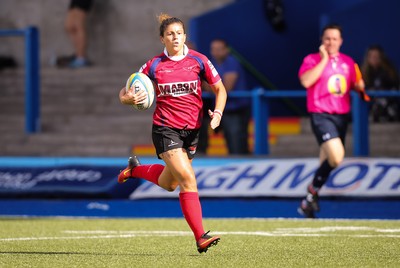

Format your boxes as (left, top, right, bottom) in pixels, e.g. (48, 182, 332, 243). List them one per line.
(208, 80, 227, 129)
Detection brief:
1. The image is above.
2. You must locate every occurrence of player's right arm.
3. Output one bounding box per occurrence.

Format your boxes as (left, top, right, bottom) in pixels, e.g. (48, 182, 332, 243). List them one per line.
(119, 87, 147, 105)
(119, 59, 154, 105)
(299, 45, 329, 88)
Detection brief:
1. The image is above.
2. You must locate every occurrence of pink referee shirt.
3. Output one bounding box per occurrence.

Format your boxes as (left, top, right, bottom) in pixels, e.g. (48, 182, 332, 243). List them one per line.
(140, 45, 221, 129)
(298, 52, 357, 114)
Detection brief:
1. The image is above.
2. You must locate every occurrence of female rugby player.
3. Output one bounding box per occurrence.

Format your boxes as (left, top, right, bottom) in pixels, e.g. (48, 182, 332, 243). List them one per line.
(118, 14, 227, 253)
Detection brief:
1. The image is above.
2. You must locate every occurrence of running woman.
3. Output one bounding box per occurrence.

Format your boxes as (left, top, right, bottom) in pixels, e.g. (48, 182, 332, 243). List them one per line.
(297, 24, 365, 218)
(118, 14, 227, 253)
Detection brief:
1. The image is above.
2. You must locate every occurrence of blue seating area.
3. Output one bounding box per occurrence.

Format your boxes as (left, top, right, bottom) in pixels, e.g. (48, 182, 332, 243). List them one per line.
(189, 0, 400, 91)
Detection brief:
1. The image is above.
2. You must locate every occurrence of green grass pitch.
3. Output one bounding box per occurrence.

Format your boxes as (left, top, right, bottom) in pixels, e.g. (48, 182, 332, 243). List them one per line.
(0, 217, 399, 267)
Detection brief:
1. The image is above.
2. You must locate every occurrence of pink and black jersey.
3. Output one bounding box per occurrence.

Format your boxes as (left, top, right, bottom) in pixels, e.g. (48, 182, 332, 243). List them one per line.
(140, 45, 221, 129)
(299, 52, 357, 114)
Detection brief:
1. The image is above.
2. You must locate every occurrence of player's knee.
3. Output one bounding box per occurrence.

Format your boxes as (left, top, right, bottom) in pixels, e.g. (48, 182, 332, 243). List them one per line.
(179, 177, 197, 192)
(65, 23, 76, 34)
(164, 184, 178, 192)
(159, 180, 178, 192)
(328, 156, 343, 168)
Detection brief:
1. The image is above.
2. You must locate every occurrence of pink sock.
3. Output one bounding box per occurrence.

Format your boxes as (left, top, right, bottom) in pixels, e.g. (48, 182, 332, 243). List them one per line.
(131, 164, 164, 186)
(179, 192, 205, 241)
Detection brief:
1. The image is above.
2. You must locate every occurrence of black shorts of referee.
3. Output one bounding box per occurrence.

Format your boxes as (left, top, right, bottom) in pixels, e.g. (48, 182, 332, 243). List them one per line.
(310, 112, 350, 146)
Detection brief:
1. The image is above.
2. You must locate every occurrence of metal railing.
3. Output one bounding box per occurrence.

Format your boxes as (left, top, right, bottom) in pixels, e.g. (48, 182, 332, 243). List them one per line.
(0, 26, 40, 133)
(203, 89, 400, 157)
(1, 27, 398, 156)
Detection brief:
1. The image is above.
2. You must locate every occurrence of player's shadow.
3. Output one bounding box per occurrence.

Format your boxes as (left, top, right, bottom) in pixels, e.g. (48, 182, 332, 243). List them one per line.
(0, 251, 208, 257)
(0, 251, 159, 256)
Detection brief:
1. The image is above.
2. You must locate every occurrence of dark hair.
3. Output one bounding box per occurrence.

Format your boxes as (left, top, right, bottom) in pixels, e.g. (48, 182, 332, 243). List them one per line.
(321, 23, 343, 37)
(367, 44, 384, 54)
(361, 44, 399, 87)
(158, 13, 185, 37)
(212, 38, 229, 47)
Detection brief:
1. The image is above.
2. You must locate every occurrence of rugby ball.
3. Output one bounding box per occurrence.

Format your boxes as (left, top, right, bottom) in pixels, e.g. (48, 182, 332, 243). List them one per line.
(125, 72, 155, 111)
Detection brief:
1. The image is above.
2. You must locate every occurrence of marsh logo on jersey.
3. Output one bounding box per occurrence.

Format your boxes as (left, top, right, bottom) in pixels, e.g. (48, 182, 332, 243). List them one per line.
(158, 80, 198, 97)
(207, 60, 218, 77)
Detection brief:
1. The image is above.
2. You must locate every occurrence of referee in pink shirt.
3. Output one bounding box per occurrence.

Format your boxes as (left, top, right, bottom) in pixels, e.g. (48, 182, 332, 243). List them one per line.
(297, 24, 365, 218)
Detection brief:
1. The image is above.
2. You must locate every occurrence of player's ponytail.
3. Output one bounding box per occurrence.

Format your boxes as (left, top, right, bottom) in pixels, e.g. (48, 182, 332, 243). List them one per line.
(158, 13, 185, 37)
(157, 13, 171, 24)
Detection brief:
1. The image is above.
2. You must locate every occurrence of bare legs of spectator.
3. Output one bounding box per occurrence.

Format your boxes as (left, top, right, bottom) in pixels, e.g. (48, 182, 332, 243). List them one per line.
(65, 7, 89, 68)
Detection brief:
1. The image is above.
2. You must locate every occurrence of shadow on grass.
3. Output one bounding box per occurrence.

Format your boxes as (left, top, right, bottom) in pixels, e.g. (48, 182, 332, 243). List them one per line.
(0, 251, 161, 256)
(0, 251, 206, 257)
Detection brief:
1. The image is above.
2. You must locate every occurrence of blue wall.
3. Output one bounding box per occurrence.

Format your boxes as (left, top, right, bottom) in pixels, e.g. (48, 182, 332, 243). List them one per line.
(189, 0, 400, 90)
(324, 0, 400, 65)
(1, 198, 399, 219)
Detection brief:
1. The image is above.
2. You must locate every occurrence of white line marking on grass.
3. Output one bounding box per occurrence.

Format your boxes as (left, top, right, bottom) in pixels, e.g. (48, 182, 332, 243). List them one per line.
(1, 228, 400, 242)
(376, 229, 400, 233)
(274, 226, 400, 233)
(64, 230, 330, 237)
(63, 230, 193, 235)
(354, 235, 400, 238)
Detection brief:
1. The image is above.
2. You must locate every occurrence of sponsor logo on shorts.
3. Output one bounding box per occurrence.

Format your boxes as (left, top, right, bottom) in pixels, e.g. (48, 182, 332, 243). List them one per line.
(322, 133, 331, 141)
(188, 146, 196, 155)
(168, 140, 179, 147)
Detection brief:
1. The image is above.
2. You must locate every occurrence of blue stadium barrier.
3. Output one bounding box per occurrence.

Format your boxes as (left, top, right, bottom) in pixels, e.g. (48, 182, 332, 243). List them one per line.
(0, 26, 40, 133)
(1, 198, 399, 219)
(203, 89, 400, 157)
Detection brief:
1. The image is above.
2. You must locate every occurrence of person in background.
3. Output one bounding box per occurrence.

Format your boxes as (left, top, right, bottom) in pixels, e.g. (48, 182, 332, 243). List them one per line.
(187, 41, 214, 156)
(297, 24, 366, 218)
(209, 39, 250, 155)
(197, 80, 215, 155)
(361, 45, 400, 122)
(57, 0, 92, 68)
(117, 14, 227, 253)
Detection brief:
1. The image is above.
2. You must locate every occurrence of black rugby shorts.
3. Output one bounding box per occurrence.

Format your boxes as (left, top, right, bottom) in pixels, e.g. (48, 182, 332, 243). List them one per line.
(310, 113, 350, 146)
(152, 125, 199, 159)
